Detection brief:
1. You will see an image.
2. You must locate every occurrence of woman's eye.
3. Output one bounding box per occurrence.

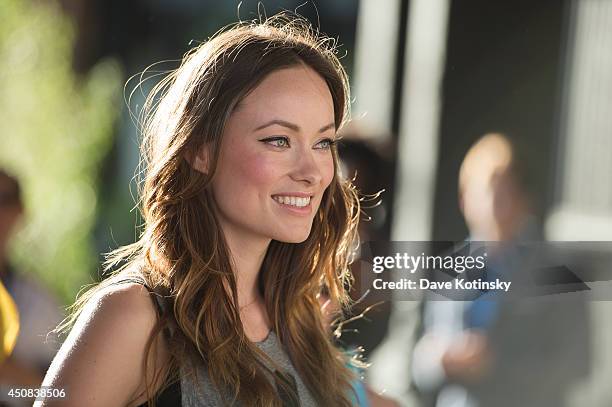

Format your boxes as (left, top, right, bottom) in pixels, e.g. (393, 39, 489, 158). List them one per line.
(261, 137, 290, 148)
(314, 138, 336, 150)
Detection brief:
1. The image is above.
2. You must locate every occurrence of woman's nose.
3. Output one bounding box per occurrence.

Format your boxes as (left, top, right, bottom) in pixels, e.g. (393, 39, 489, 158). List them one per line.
(290, 150, 323, 185)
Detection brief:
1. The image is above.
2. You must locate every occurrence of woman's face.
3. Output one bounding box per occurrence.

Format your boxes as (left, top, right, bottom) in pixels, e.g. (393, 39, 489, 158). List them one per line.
(209, 64, 336, 245)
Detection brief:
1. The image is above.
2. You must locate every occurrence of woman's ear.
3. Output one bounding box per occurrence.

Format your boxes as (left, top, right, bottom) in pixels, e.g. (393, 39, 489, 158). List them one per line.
(186, 145, 210, 174)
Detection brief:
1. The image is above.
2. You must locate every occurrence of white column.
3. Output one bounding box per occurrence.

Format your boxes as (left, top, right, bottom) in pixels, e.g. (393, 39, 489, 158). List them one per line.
(367, 1, 451, 405)
(547, 3, 612, 406)
(546, 0, 612, 241)
(391, 0, 451, 241)
(352, 0, 401, 138)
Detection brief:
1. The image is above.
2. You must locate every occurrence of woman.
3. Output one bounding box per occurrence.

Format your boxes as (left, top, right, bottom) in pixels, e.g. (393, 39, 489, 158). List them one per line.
(40, 14, 364, 407)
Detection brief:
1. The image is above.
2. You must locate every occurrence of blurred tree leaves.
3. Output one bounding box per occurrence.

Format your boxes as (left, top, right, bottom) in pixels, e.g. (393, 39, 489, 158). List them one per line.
(0, 0, 121, 304)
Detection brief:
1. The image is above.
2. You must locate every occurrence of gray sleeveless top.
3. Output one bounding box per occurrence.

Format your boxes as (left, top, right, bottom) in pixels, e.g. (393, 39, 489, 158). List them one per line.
(142, 283, 318, 407)
(180, 330, 317, 407)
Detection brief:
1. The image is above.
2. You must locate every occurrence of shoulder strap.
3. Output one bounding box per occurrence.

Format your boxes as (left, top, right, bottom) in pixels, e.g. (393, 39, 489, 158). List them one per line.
(113, 276, 167, 317)
(116, 276, 183, 407)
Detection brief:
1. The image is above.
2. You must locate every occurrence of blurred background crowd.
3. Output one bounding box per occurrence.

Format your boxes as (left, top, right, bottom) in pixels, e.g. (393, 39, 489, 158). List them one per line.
(1, 0, 611, 406)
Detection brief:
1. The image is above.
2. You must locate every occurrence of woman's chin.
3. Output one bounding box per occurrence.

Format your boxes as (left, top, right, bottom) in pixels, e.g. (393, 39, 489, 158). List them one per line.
(274, 229, 312, 244)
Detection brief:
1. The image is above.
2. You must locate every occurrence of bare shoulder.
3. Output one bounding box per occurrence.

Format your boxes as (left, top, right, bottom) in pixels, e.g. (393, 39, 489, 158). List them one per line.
(86, 282, 158, 328)
(67, 282, 160, 353)
(38, 282, 167, 407)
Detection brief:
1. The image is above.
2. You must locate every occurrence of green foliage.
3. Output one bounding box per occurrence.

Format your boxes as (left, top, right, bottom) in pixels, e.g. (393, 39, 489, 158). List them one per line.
(0, 0, 122, 304)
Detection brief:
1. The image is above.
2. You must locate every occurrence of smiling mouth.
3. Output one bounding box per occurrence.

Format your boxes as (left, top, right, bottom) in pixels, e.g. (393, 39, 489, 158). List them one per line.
(271, 195, 312, 208)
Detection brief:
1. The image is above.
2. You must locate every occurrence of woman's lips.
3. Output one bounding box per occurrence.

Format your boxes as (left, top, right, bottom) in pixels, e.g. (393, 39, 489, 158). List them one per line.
(271, 194, 313, 216)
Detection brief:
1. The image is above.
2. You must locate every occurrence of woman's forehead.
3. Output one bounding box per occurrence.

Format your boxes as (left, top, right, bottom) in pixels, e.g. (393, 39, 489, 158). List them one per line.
(235, 65, 335, 128)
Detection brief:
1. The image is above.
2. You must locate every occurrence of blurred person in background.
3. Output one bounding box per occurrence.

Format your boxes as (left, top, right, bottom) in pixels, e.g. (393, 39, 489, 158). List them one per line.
(0, 170, 63, 390)
(336, 134, 395, 350)
(41, 14, 396, 407)
(411, 133, 589, 407)
(337, 134, 393, 244)
(334, 135, 400, 407)
(0, 277, 20, 407)
(0, 276, 19, 366)
(319, 287, 400, 407)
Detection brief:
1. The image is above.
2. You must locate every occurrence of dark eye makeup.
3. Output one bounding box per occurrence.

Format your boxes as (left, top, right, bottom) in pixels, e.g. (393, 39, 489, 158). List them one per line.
(258, 136, 336, 149)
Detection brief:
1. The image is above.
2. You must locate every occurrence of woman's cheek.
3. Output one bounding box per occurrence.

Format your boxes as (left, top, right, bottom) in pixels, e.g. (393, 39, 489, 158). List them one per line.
(238, 153, 280, 187)
(322, 156, 335, 188)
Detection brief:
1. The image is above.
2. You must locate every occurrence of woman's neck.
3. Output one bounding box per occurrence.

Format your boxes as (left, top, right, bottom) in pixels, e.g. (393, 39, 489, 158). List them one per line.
(221, 226, 270, 307)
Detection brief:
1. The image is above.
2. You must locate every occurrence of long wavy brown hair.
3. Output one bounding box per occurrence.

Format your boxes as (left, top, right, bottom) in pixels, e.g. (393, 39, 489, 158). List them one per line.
(61, 13, 361, 407)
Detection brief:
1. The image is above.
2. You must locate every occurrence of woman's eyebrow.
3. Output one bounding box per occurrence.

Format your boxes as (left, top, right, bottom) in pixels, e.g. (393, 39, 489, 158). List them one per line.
(253, 119, 335, 133)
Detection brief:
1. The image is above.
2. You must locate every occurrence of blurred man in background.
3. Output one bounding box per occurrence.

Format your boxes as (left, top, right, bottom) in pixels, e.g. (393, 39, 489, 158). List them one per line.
(0, 170, 62, 391)
(411, 133, 589, 407)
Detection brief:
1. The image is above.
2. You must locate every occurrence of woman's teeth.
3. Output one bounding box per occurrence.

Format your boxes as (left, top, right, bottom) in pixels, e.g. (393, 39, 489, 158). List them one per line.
(273, 195, 311, 207)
